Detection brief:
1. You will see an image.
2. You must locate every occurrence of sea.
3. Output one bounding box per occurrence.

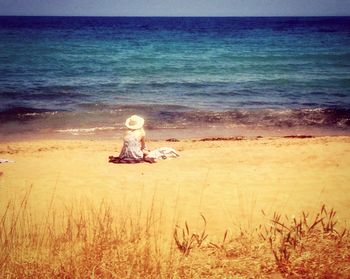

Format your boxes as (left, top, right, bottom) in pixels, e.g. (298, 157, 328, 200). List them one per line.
(0, 16, 350, 139)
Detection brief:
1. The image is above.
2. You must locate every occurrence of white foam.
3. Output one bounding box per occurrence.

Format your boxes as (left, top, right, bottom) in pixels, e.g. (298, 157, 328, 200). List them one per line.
(56, 126, 116, 135)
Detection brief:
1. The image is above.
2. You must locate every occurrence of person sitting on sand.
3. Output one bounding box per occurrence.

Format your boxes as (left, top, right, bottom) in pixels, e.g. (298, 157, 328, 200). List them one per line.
(109, 115, 155, 164)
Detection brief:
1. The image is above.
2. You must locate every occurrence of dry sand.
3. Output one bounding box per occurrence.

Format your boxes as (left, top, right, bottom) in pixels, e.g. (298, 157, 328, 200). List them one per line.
(1, 136, 350, 237)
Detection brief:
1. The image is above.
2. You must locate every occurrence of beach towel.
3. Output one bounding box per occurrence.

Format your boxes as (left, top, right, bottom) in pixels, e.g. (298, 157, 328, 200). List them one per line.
(0, 159, 14, 164)
(147, 147, 180, 160)
(108, 147, 179, 164)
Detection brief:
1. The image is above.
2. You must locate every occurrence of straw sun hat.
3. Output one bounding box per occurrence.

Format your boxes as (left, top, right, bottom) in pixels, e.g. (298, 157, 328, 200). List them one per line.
(125, 115, 145, 130)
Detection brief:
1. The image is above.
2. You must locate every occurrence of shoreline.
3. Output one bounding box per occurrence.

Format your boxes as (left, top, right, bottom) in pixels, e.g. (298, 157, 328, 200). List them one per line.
(1, 125, 350, 142)
(1, 106, 349, 142)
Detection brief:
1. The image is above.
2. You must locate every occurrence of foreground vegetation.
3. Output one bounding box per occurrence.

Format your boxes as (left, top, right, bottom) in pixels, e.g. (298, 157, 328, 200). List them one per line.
(1, 187, 349, 278)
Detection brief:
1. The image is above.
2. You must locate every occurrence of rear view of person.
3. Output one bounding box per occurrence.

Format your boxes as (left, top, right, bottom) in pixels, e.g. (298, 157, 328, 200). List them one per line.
(109, 115, 155, 163)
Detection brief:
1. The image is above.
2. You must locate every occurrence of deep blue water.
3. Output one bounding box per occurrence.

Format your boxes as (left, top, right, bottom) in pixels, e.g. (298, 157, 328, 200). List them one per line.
(0, 16, 350, 135)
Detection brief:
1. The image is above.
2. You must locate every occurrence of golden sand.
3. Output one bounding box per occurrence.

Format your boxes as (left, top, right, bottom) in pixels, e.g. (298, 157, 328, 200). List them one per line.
(1, 136, 349, 237)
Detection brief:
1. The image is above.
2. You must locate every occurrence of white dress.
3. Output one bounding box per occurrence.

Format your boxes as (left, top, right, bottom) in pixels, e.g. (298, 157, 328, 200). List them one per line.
(118, 133, 144, 163)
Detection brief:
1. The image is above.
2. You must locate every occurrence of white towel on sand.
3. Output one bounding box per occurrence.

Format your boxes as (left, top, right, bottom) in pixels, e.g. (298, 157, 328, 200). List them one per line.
(0, 159, 14, 164)
(147, 147, 179, 160)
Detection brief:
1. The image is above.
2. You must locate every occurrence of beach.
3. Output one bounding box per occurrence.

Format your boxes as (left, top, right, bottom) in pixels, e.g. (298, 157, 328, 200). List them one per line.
(1, 15, 350, 277)
(1, 135, 350, 277)
(1, 136, 350, 232)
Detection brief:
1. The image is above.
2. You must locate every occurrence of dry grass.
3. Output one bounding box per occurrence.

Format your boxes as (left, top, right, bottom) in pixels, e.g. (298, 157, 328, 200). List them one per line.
(1, 187, 349, 278)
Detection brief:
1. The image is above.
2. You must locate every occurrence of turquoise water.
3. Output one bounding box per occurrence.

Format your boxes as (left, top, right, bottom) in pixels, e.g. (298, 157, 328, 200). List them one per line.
(0, 17, 350, 136)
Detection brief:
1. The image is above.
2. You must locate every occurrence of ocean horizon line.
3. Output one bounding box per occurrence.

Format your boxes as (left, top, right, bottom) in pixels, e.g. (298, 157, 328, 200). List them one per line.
(1, 15, 350, 18)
